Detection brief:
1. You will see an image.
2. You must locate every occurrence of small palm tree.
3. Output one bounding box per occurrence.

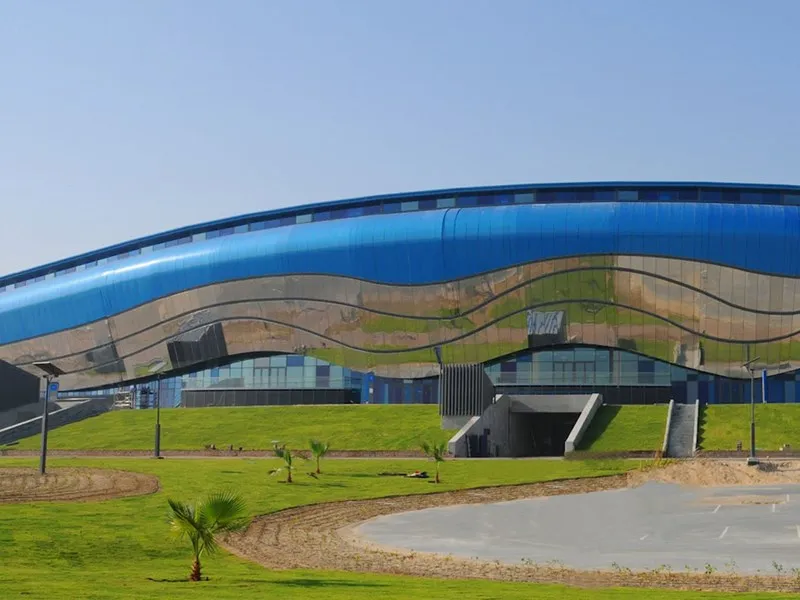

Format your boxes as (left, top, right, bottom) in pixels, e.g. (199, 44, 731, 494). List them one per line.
(421, 440, 448, 483)
(309, 439, 330, 474)
(167, 491, 250, 582)
(271, 444, 296, 483)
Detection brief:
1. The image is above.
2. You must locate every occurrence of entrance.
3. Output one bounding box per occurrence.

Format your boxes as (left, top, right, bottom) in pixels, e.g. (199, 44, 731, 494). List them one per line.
(511, 412, 580, 457)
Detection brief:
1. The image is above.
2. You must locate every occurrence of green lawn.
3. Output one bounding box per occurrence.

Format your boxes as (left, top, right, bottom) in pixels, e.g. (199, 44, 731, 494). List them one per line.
(0, 456, 787, 600)
(8, 405, 454, 451)
(700, 404, 800, 451)
(577, 405, 668, 452)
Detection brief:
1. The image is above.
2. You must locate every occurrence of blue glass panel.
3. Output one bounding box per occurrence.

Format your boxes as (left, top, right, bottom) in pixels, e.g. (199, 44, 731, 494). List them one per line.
(594, 190, 614, 202)
(419, 199, 436, 210)
(382, 202, 401, 214)
(678, 188, 699, 201)
(494, 194, 513, 205)
(618, 190, 638, 201)
(286, 355, 305, 367)
(436, 197, 456, 208)
(400, 201, 419, 212)
(702, 189, 722, 202)
(456, 196, 477, 207)
(234, 224, 248, 234)
(555, 190, 577, 202)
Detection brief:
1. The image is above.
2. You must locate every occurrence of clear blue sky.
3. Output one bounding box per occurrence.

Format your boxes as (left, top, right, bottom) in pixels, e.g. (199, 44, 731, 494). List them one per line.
(1, 0, 799, 276)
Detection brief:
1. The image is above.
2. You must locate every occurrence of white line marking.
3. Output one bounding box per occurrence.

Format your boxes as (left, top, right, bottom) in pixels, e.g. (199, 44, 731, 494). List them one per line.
(713, 505, 721, 514)
(640, 534, 649, 541)
(796, 525, 800, 539)
(788, 494, 791, 503)
(773, 504, 777, 513)
(719, 526, 729, 539)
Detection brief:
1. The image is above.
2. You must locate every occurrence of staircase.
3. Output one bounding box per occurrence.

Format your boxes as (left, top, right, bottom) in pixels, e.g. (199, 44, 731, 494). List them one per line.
(666, 403, 697, 458)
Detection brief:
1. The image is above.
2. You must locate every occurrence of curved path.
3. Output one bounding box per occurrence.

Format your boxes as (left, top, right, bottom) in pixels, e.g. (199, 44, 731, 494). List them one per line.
(223, 475, 800, 592)
(0, 467, 160, 503)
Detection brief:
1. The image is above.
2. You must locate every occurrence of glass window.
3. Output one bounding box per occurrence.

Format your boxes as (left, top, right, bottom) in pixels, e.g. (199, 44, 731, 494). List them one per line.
(701, 189, 722, 202)
(618, 190, 638, 201)
(400, 200, 419, 212)
(362, 203, 382, 215)
(286, 355, 305, 367)
(14, 281, 26, 288)
(218, 227, 235, 237)
(344, 207, 365, 218)
(456, 196, 477, 207)
(296, 213, 312, 224)
(419, 199, 437, 210)
(382, 202, 401, 214)
(514, 192, 534, 204)
(678, 188, 699, 201)
(594, 190, 614, 202)
(270, 355, 287, 367)
(784, 194, 800, 205)
(234, 224, 248, 234)
(205, 230, 220, 240)
(555, 190, 576, 202)
(436, 197, 456, 208)
(192, 233, 206, 242)
(152, 242, 166, 250)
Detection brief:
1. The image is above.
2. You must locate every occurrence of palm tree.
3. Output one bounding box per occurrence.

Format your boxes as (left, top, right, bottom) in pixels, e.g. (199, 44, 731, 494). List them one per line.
(166, 491, 250, 582)
(271, 444, 296, 483)
(420, 440, 448, 483)
(309, 439, 330, 474)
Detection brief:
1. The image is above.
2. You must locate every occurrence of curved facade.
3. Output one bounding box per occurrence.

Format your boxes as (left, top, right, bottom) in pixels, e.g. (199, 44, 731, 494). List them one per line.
(4, 182, 800, 406)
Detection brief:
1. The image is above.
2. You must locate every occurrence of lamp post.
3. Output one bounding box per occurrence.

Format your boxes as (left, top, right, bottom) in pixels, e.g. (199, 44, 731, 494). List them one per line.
(742, 356, 760, 466)
(32, 362, 65, 475)
(148, 361, 167, 459)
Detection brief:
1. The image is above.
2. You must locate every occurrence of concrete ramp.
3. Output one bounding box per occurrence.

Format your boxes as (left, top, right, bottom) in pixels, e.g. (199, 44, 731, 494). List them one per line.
(447, 393, 602, 457)
(665, 402, 697, 458)
(0, 397, 114, 447)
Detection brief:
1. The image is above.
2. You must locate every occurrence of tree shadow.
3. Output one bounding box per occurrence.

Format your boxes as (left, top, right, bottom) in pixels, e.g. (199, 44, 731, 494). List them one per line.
(270, 577, 388, 588)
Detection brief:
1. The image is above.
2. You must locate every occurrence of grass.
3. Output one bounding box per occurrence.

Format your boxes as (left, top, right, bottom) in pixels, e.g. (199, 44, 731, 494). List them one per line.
(8, 405, 454, 452)
(700, 404, 800, 451)
(0, 456, 793, 599)
(577, 405, 669, 452)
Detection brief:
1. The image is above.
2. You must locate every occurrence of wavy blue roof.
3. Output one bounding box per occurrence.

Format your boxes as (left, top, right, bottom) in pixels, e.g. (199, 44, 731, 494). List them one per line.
(3, 180, 800, 291)
(1, 200, 800, 345)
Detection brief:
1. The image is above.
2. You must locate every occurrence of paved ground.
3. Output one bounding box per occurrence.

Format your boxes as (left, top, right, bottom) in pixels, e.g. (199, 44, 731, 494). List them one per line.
(356, 481, 800, 573)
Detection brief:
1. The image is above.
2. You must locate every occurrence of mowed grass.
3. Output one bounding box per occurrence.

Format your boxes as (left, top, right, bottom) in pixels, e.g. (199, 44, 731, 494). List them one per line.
(701, 404, 800, 451)
(0, 456, 788, 600)
(577, 405, 668, 452)
(9, 405, 453, 451)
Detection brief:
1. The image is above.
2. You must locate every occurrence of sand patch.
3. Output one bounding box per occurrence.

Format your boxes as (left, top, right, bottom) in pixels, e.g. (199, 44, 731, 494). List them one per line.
(0, 467, 159, 503)
(627, 459, 800, 487)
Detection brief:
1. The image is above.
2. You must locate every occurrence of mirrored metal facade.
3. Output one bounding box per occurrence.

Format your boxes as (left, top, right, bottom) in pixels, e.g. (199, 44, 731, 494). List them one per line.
(5, 182, 800, 405)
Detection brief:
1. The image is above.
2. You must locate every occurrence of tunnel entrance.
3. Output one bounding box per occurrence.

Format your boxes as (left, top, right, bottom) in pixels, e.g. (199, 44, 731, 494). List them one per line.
(511, 412, 580, 457)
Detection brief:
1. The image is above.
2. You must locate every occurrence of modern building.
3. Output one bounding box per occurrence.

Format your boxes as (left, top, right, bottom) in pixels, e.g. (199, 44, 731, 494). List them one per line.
(2, 181, 800, 408)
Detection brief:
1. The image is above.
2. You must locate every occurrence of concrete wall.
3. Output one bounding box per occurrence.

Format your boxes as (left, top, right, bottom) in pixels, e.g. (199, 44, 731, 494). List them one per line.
(510, 394, 594, 413)
(447, 395, 512, 457)
(564, 393, 602, 453)
(0, 397, 114, 447)
(0, 360, 39, 412)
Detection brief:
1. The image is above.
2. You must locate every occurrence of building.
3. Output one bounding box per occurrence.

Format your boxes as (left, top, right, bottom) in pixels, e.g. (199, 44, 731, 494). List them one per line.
(2, 181, 800, 408)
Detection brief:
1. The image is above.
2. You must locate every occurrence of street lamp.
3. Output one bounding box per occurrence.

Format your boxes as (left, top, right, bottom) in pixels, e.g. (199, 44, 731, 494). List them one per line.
(742, 356, 760, 466)
(148, 360, 168, 459)
(32, 361, 65, 475)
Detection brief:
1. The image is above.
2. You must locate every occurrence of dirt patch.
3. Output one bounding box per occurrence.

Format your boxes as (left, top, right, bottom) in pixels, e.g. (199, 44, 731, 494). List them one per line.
(0, 467, 159, 503)
(223, 465, 800, 592)
(628, 459, 800, 487)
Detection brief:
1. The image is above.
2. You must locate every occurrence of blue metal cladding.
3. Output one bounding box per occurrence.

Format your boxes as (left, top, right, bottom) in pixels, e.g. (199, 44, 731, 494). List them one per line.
(2, 201, 800, 345)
